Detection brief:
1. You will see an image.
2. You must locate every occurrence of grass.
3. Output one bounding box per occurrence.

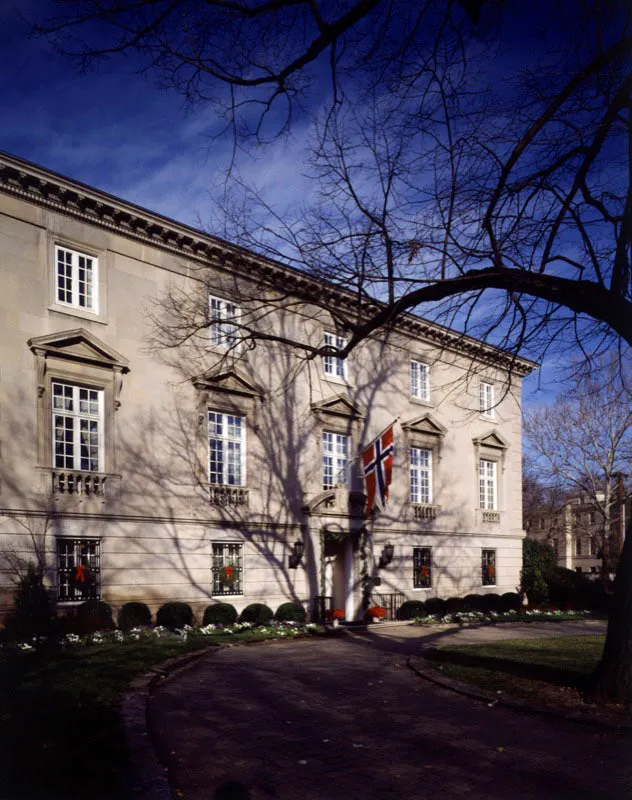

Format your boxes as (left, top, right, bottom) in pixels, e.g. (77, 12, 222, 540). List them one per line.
(0, 628, 319, 800)
(425, 635, 624, 715)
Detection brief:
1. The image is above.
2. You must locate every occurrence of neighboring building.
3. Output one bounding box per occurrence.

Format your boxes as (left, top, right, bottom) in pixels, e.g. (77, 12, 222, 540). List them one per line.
(525, 492, 630, 579)
(0, 152, 537, 623)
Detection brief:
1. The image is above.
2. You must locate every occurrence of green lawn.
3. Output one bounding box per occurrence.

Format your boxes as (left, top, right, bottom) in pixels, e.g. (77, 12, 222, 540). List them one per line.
(0, 628, 317, 800)
(427, 635, 607, 709)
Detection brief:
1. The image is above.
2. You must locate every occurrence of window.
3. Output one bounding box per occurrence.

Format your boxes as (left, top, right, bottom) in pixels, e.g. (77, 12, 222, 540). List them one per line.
(575, 566, 583, 574)
(208, 411, 245, 486)
(482, 549, 496, 586)
(575, 537, 582, 556)
(322, 432, 349, 489)
(410, 447, 432, 505)
(410, 360, 430, 402)
(589, 511, 596, 524)
(57, 539, 101, 601)
(209, 295, 240, 349)
(323, 332, 347, 380)
(212, 542, 243, 596)
(479, 381, 495, 418)
(52, 382, 103, 472)
(478, 459, 497, 510)
(55, 245, 98, 312)
(413, 547, 432, 589)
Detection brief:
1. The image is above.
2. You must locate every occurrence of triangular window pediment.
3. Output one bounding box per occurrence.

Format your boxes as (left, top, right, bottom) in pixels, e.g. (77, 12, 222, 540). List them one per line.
(473, 430, 508, 450)
(401, 413, 446, 438)
(193, 367, 261, 399)
(28, 328, 129, 372)
(312, 394, 365, 420)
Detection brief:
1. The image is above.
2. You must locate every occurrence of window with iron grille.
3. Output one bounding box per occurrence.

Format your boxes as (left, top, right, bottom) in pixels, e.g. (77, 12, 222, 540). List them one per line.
(208, 411, 245, 486)
(413, 547, 432, 589)
(482, 549, 496, 586)
(212, 542, 243, 596)
(209, 295, 240, 349)
(479, 381, 495, 418)
(410, 360, 430, 402)
(55, 245, 98, 312)
(323, 332, 347, 379)
(52, 382, 103, 472)
(322, 432, 349, 489)
(57, 539, 101, 601)
(410, 447, 432, 505)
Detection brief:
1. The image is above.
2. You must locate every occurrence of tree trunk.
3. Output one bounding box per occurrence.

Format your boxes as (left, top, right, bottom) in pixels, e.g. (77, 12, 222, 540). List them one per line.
(594, 520, 632, 703)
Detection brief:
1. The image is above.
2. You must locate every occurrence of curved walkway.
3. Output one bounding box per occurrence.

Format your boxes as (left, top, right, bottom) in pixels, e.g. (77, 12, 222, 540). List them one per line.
(146, 621, 631, 800)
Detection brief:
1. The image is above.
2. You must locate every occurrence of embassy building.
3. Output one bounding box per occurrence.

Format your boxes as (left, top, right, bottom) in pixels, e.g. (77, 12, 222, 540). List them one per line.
(0, 151, 537, 622)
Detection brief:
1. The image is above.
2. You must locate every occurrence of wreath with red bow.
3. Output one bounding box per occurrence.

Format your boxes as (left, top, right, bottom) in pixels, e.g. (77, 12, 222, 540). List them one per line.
(69, 563, 95, 593)
(220, 564, 237, 587)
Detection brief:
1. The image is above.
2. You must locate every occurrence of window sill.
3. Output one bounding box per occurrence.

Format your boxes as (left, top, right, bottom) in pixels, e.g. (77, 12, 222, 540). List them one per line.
(410, 397, 433, 408)
(322, 374, 351, 388)
(211, 594, 244, 599)
(412, 587, 432, 591)
(479, 413, 496, 422)
(48, 304, 107, 325)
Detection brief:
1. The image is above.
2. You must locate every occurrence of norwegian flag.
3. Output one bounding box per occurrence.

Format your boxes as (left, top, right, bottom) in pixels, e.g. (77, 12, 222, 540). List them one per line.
(362, 425, 395, 518)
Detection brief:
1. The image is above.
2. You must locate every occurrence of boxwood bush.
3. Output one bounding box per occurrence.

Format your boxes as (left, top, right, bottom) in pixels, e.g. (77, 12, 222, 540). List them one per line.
(397, 600, 426, 620)
(156, 601, 193, 630)
(424, 597, 447, 617)
(75, 600, 115, 634)
(501, 592, 523, 612)
(444, 596, 465, 614)
(239, 603, 274, 626)
(118, 602, 152, 630)
(203, 602, 238, 626)
(275, 601, 307, 623)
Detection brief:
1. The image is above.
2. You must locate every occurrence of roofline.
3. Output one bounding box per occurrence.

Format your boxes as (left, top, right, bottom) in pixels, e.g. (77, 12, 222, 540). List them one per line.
(0, 150, 538, 376)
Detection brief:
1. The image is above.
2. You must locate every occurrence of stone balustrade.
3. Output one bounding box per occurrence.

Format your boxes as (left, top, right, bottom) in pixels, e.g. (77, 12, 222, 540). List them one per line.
(209, 485, 249, 507)
(52, 470, 107, 496)
(412, 504, 437, 521)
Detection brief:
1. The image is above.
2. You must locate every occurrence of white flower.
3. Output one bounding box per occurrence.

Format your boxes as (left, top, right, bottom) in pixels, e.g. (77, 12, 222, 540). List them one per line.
(18, 642, 34, 651)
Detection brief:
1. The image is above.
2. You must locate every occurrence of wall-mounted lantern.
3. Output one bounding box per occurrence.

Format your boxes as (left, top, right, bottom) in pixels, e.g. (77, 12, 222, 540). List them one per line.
(289, 539, 305, 569)
(379, 542, 395, 568)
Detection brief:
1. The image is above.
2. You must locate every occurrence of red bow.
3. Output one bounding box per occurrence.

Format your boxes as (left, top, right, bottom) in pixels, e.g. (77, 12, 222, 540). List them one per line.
(75, 564, 87, 583)
(421, 565, 429, 578)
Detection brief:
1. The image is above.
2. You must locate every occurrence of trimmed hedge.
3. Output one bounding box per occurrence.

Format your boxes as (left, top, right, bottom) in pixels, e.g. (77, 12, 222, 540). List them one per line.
(424, 597, 447, 617)
(397, 600, 426, 620)
(156, 601, 193, 630)
(275, 602, 307, 623)
(203, 602, 238, 626)
(239, 603, 274, 626)
(75, 600, 115, 635)
(501, 592, 523, 612)
(118, 602, 152, 630)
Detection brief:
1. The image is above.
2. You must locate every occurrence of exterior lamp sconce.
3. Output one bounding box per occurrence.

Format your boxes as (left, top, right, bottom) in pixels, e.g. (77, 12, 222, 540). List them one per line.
(289, 539, 305, 569)
(379, 542, 395, 568)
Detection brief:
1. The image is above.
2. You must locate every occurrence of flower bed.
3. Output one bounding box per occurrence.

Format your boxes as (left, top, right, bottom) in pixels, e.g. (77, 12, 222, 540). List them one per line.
(412, 608, 594, 626)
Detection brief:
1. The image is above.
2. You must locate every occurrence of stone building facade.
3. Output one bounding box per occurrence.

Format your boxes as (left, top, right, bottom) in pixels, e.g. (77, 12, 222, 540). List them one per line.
(0, 152, 536, 622)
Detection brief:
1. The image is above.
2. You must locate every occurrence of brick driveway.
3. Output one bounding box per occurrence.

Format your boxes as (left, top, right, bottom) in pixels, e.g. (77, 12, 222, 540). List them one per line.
(147, 629, 631, 800)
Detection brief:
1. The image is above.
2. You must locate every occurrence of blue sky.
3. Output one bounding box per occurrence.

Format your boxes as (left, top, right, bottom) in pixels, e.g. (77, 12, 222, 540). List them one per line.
(0, 1, 599, 404)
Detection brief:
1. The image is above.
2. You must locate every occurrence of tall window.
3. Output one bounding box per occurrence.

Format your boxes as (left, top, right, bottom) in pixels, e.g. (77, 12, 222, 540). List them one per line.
(56, 245, 98, 312)
(410, 447, 432, 505)
(478, 459, 497, 510)
(323, 332, 347, 379)
(410, 360, 430, 402)
(52, 382, 103, 472)
(212, 542, 243, 596)
(576, 537, 582, 556)
(413, 546, 432, 589)
(208, 412, 245, 486)
(479, 381, 495, 418)
(57, 539, 101, 601)
(209, 295, 240, 349)
(322, 432, 349, 489)
(482, 549, 496, 586)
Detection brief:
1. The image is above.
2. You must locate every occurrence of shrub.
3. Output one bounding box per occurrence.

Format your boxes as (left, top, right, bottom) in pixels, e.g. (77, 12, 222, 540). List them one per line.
(481, 593, 505, 613)
(275, 602, 307, 623)
(118, 602, 152, 630)
(397, 600, 426, 620)
(445, 596, 465, 614)
(462, 594, 486, 612)
(424, 597, 447, 617)
(521, 539, 557, 604)
(156, 601, 193, 630)
(501, 592, 523, 612)
(239, 603, 274, 626)
(75, 600, 115, 635)
(2, 563, 55, 642)
(203, 602, 238, 626)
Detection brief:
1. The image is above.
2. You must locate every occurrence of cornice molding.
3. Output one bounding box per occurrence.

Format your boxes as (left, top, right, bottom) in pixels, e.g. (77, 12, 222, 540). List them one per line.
(0, 151, 538, 377)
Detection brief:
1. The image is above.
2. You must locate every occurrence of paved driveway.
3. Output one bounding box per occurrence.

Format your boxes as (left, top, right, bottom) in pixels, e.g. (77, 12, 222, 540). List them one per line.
(148, 625, 630, 800)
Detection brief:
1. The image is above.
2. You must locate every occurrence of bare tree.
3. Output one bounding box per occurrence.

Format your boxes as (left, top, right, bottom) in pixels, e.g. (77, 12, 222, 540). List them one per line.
(524, 360, 632, 583)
